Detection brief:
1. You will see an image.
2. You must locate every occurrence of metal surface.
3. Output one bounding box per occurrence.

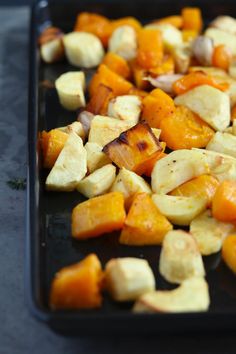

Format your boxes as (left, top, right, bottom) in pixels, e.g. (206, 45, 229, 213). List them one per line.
(27, 0, 236, 335)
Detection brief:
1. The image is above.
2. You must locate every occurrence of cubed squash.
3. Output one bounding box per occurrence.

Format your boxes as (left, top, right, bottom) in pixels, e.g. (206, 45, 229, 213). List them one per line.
(120, 193, 173, 245)
(41, 129, 68, 169)
(212, 180, 236, 222)
(102, 52, 131, 79)
(86, 84, 114, 115)
(72, 192, 126, 239)
(137, 28, 164, 69)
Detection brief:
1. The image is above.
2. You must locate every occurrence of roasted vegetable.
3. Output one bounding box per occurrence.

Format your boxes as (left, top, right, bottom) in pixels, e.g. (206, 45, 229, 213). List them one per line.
(153, 15, 183, 29)
(206, 132, 236, 158)
(212, 180, 236, 222)
(71, 192, 126, 239)
(159, 230, 205, 284)
(86, 84, 114, 115)
(145, 24, 182, 52)
(181, 7, 203, 33)
(222, 235, 236, 274)
(102, 52, 131, 79)
(103, 121, 163, 175)
(212, 45, 232, 71)
(120, 193, 173, 245)
(39, 26, 64, 63)
(105, 257, 155, 301)
(85, 142, 111, 173)
(107, 95, 142, 124)
(41, 129, 68, 169)
(111, 17, 142, 34)
(137, 28, 163, 69)
(130, 60, 150, 90)
(50, 254, 103, 309)
(108, 25, 137, 60)
(205, 28, 236, 55)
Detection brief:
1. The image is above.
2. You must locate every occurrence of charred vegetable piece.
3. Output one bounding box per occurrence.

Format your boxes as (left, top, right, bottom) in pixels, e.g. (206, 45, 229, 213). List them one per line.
(120, 193, 173, 245)
(72, 192, 126, 239)
(103, 121, 163, 175)
(50, 254, 103, 309)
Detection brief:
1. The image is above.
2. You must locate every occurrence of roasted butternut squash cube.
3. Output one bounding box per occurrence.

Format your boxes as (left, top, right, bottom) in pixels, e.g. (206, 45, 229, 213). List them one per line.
(41, 129, 68, 169)
(137, 28, 164, 69)
(72, 192, 126, 239)
(50, 254, 103, 309)
(86, 84, 114, 115)
(120, 193, 173, 245)
(102, 52, 131, 79)
(130, 60, 150, 90)
(103, 121, 162, 175)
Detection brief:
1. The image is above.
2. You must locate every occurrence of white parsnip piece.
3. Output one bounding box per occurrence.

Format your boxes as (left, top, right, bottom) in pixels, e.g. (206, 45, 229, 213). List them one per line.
(85, 142, 111, 173)
(190, 210, 235, 255)
(151, 149, 209, 195)
(107, 95, 141, 124)
(55, 71, 86, 111)
(63, 32, 104, 68)
(46, 133, 87, 191)
(57, 121, 85, 141)
(172, 43, 192, 73)
(40, 38, 64, 63)
(159, 230, 205, 284)
(206, 132, 236, 159)
(175, 85, 230, 131)
(105, 258, 155, 301)
(210, 16, 236, 35)
(77, 164, 116, 198)
(108, 25, 137, 60)
(133, 277, 210, 313)
(205, 28, 236, 55)
(152, 194, 207, 226)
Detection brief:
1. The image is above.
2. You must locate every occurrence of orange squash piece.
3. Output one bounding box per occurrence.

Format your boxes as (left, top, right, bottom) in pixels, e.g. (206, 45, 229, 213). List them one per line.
(182, 30, 198, 42)
(142, 88, 176, 129)
(181, 7, 203, 33)
(74, 12, 111, 47)
(153, 15, 183, 29)
(50, 254, 103, 309)
(222, 235, 236, 274)
(103, 121, 162, 175)
(86, 84, 114, 115)
(120, 193, 173, 245)
(130, 60, 150, 90)
(137, 28, 164, 69)
(149, 55, 175, 76)
(128, 87, 148, 99)
(160, 105, 214, 150)
(72, 192, 126, 239)
(172, 71, 229, 95)
(212, 180, 236, 222)
(169, 175, 219, 207)
(111, 17, 142, 34)
(89, 64, 133, 97)
(231, 104, 236, 121)
(41, 129, 68, 169)
(143, 142, 167, 177)
(102, 52, 131, 79)
(212, 45, 232, 71)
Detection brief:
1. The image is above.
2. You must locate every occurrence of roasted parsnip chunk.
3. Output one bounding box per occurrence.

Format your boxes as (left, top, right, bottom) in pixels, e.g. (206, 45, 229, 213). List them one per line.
(152, 194, 207, 226)
(57, 121, 85, 141)
(210, 16, 236, 35)
(151, 149, 209, 194)
(85, 142, 111, 173)
(172, 42, 192, 74)
(103, 122, 162, 175)
(105, 258, 155, 301)
(55, 72, 86, 111)
(205, 28, 236, 55)
(88, 115, 134, 147)
(190, 210, 235, 255)
(206, 132, 236, 159)
(46, 133, 87, 191)
(175, 85, 230, 131)
(133, 277, 210, 313)
(77, 164, 116, 198)
(39, 26, 64, 63)
(63, 32, 104, 68)
(108, 25, 137, 60)
(110, 167, 151, 204)
(159, 230, 205, 284)
(107, 95, 142, 124)
(192, 36, 213, 66)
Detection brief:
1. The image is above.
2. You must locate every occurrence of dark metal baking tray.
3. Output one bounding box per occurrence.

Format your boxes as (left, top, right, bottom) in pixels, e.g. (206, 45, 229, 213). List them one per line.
(27, 0, 236, 335)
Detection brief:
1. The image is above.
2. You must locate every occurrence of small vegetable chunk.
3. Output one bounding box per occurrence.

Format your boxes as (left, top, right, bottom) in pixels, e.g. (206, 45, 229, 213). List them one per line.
(111, 17, 142, 34)
(41, 129, 68, 169)
(46, 133, 87, 191)
(182, 7, 203, 33)
(205, 28, 236, 55)
(108, 25, 137, 60)
(86, 84, 114, 116)
(50, 254, 103, 310)
(103, 122, 163, 175)
(153, 15, 183, 29)
(89, 64, 133, 97)
(160, 105, 214, 150)
(212, 180, 236, 222)
(63, 32, 104, 68)
(170, 174, 219, 207)
(145, 23, 183, 52)
(206, 132, 236, 159)
(175, 85, 230, 131)
(152, 194, 207, 226)
(77, 164, 116, 198)
(120, 193, 173, 245)
(107, 95, 142, 124)
(55, 71, 86, 111)
(190, 210, 235, 255)
(212, 45, 232, 71)
(222, 235, 236, 274)
(151, 149, 210, 194)
(159, 230, 205, 284)
(39, 27, 64, 63)
(105, 257, 155, 301)
(133, 277, 210, 313)
(110, 168, 151, 208)
(137, 28, 164, 69)
(102, 52, 131, 79)
(88, 115, 134, 147)
(142, 88, 176, 129)
(85, 142, 111, 173)
(72, 192, 126, 239)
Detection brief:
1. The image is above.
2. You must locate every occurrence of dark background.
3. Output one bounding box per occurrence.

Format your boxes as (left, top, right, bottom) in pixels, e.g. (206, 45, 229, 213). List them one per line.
(0, 0, 235, 353)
